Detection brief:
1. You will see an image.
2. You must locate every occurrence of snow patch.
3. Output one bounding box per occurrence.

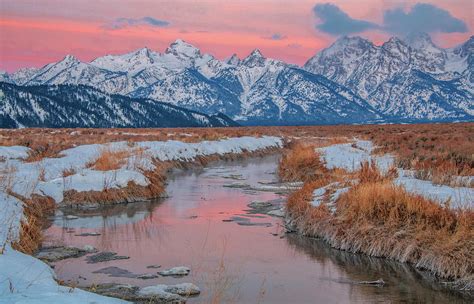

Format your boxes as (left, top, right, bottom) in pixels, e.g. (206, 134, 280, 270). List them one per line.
(0, 246, 128, 303)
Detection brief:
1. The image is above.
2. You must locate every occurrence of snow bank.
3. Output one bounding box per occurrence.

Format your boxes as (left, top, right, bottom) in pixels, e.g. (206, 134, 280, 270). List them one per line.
(311, 182, 350, 213)
(0, 136, 281, 303)
(0, 193, 23, 248)
(0, 146, 31, 161)
(35, 169, 149, 203)
(395, 173, 474, 209)
(1, 136, 282, 204)
(317, 140, 394, 173)
(0, 246, 128, 304)
(317, 139, 473, 209)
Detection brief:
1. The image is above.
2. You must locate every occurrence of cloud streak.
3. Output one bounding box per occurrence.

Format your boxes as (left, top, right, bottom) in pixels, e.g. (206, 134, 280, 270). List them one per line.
(104, 17, 169, 30)
(313, 2, 468, 36)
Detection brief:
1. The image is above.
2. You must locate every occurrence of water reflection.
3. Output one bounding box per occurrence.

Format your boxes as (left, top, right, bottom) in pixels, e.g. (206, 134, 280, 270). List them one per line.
(286, 234, 470, 303)
(43, 155, 470, 303)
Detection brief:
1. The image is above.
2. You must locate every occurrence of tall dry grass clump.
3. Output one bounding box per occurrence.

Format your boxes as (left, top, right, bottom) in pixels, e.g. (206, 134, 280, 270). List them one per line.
(10, 194, 56, 254)
(278, 142, 327, 182)
(87, 148, 131, 171)
(334, 181, 473, 283)
(284, 155, 474, 288)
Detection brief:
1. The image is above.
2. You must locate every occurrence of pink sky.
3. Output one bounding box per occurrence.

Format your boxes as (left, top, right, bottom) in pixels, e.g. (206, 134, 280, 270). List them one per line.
(1, 0, 473, 72)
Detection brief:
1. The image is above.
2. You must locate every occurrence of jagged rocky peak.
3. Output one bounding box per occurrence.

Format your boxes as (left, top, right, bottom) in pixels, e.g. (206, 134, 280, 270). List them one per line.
(455, 35, 474, 57)
(404, 32, 437, 49)
(60, 54, 80, 64)
(165, 39, 201, 58)
(381, 36, 411, 57)
(0, 70, 11, 83)
(382, 36, 407, 49)
(226, 53, 241, 65)
(135, 46, 152, 56)
(314, 36, 374, 60)
(333, 35, 373, 48)
(242, 49, 266, 67)
(130, 46, 156, 63)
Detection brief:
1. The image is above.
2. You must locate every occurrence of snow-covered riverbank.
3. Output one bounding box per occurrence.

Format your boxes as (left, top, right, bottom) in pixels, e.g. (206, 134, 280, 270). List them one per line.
(0, 136, 282, 303)
(316, 140, 473, 209)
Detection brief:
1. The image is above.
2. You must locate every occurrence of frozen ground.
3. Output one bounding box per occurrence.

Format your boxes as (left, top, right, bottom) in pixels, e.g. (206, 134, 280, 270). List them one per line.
(316, 140, 473, 209)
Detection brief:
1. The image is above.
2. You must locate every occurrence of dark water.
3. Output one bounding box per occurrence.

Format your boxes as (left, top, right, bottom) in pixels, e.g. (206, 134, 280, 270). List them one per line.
(43, 155, 470, 303)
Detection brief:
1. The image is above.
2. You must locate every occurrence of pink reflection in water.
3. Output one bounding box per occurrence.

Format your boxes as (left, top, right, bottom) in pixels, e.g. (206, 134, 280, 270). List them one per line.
(43, 156, 463, 303)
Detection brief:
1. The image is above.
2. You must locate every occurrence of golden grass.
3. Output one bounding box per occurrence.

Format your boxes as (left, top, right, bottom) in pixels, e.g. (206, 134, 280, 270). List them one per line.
(62, 162, 169, 207)
(278, 142, 327, 182)
(10, 194, 55, 254)
(283, 145, 474, 287)
(62, 146, 280, 207)
(87, 148, 131, 171)
(1, 123, 472, 187)
(335, 182, 473, 280)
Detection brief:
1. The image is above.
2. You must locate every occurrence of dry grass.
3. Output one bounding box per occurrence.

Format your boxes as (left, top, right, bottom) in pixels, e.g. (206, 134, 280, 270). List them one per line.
(87, 148, 131, 171)
(1, 122, 472, 262)
(10, 194, 55, 254)
(62, 168, 76, 177)
(62, 147, 280, 207)
(335, 182, 473, 281)
(63, 161, 170, 207)
(278, 142, 327, 182)
(283, 143, 474, 288)
(3, 123, 470, 186)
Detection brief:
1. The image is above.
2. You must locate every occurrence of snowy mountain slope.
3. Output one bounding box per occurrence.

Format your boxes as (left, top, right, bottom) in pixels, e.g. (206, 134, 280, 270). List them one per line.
(4, 40, 382, 125)
(212, 49, 382, 124)
(130, 68, 243, 116)
(368, 69, 473, 120)
(0, 82, 238, 128)
(5, 35, 473, 125)
(304, 33, 473, 120)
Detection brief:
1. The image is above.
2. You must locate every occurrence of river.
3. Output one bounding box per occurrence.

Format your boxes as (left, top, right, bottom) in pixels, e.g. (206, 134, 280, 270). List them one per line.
(43, 155, 469, 303)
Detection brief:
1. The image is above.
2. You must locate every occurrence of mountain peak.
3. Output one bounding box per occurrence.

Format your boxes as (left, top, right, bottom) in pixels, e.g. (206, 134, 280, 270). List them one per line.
(249, 49, 264, 58)
(226, 53, 241, 65)
(385, 36, 404, 45)
(335, 35, 369, 44)
(313, 36, 373, 60)
(165, 39, 201, 58)
(135, 46, 152, 54)
(57, 55, 80, 67)
(381, 36, 408, 51)
(404, 32, 439, 50)
(453, 35, 474, 57)
(62, 54, 79, 63)
(131, 47, 156, 64)
(242, 49, 266, 67)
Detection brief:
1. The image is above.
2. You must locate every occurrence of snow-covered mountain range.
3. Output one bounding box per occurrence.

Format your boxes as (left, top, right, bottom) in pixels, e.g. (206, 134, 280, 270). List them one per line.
(305, 32, 473, 120)
(2, 33, 473, 125)
(0, 82, 237, 128)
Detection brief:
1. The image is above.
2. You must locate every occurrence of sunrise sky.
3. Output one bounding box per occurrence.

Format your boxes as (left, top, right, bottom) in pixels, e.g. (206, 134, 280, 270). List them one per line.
(1, 0, 473, 72)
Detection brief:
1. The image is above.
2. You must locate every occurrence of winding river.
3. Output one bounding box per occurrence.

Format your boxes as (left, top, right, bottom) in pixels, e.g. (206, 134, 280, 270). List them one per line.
(43, 155, 469, 303)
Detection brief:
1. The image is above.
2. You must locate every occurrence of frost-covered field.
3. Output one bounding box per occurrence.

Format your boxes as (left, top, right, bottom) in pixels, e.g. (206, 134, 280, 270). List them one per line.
(0, 136, 282, 303)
